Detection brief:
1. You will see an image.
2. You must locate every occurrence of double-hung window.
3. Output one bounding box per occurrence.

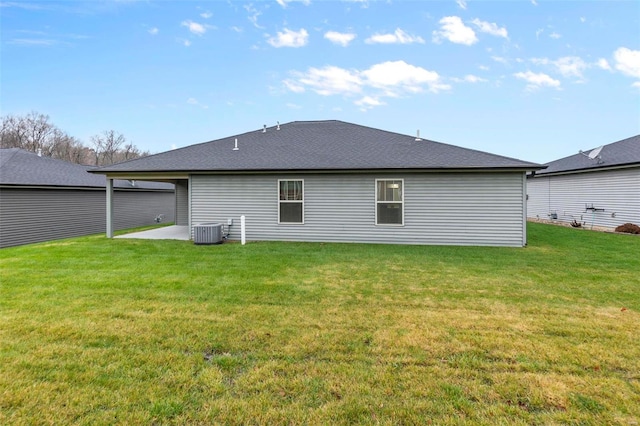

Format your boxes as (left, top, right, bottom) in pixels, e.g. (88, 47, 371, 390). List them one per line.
(278, 180, 304, 224)
(376, 179, 404, 225)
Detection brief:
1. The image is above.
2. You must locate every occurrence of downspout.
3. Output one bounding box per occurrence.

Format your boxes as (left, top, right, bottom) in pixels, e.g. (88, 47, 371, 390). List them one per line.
(188, 176, 192, 241)
(106, 178, 114, 238)
(522, 172, 527, 247)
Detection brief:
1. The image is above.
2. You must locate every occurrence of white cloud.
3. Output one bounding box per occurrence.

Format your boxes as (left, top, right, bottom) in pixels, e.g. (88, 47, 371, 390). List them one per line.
(276, 0, 311, 7)
(244, 4, 264, 29)
(200, 11, 212, 19)
(456, 0, 467, 10)
(148, 27, 159, 35)
(535, 28, 544, 39)
(324, 31, 356, 47)
(7, 38, 58, 46)
(432, 16, 477, 45)
(181, 20, 207, 35)
(355, 96, 385, 110)
(491, 56, 508, 65)
(343, 0, 369, 8)
(362, 61, 449, 94)
(613, 47, 640, 78)
(532, 56, 597, 81)
(187, 97, 208, 108)
(531, 0, 538, 5)
(293, 65, 362, 95)
(283, 79, 306, 93)
(286, 102, 302, 109)
(553, 56, 588, 79)
(471, 19, 508, 38)
(580, 16, 586, 23)
(283, 60, 450, 109)
(632, 82, 640, 89)
(596, 58, 611, 71)
(549, 32, 561, 39)
(452, 74, 487, 83)
(231, 26, 243, 33)
(478, 65, 490, 71)
(465, 74, 487, 83)
(514, 71, 560, 90)
(365, 28, 424, 44)
(533, 56, 588, 79)
(182, 39, 191, 47)
(267, 28, 308, 48)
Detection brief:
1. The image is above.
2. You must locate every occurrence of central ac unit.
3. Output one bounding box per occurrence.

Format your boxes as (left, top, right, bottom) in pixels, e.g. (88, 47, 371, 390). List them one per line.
(193, 223, 224, 245)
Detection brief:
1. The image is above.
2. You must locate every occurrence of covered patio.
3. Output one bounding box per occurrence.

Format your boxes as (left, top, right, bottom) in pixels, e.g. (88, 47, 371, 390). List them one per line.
(115, 225, 190, 241)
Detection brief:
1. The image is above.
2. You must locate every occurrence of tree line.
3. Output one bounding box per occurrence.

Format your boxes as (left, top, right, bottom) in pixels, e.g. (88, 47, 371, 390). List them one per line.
(0, 111, 150, 166)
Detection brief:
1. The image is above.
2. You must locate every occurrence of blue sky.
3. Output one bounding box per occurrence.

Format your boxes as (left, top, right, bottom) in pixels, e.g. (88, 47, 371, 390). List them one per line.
(1, 0, 639, 163)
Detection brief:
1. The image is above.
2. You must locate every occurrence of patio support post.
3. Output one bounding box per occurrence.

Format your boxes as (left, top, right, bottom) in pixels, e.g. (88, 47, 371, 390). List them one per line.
(106, 178, 114, 238)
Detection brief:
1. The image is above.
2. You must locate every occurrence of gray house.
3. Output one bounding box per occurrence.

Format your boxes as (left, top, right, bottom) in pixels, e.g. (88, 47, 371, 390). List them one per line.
(0, 149, 175, 248)
(91, 120, 543, 247)
(527, 134, 640, 229)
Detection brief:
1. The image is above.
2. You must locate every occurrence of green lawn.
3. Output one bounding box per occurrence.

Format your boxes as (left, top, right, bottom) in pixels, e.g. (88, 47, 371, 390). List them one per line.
(1, 223, 639, 425)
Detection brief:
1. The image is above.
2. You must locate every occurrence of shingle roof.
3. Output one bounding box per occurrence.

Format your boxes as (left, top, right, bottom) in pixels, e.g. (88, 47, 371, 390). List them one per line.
(91, 120, 542, 174)
(0, 148, 173, 190)
(536, 134, 640, 176)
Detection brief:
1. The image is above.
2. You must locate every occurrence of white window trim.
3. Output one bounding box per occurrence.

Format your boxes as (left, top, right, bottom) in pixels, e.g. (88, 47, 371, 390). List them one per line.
(375, 178, 404, 226)
(278, 179, 305, 225)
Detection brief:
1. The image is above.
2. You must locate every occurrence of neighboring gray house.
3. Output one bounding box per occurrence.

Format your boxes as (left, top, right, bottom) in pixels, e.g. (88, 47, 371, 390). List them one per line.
(0, 149, 175, 248)
(527, 134, 640, 229)
(91, 120, 543, 247)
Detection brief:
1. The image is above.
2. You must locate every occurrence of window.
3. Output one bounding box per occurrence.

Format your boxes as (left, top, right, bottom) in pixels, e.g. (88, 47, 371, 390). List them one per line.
(278, 180, 304, 224)
(376, 179, 403, 225)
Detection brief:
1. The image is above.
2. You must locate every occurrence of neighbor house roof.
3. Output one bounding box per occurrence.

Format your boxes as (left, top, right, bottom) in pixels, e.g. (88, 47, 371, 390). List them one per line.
(535, 134, 640, 176)
(91, 120, 543, 174)
(0, 148, 172, 190)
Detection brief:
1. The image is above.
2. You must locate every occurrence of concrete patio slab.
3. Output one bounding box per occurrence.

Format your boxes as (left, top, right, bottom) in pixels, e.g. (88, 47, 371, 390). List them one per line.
(115, 225, 190, 241)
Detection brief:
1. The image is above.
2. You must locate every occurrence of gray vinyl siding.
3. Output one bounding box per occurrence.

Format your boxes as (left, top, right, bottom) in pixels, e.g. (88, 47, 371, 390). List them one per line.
(191, 172, 526, 247)
(175, 180, 189, 226)
(112, 191, 176, 230)
(527, 177, 550, 219)
(527, 168, 640, 229)
(0, 187, 175, 248)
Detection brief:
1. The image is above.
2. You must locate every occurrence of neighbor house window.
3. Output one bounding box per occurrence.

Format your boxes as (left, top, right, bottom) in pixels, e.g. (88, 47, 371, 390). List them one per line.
(376, 179, 404, 225)
(279, 180, 304, 224)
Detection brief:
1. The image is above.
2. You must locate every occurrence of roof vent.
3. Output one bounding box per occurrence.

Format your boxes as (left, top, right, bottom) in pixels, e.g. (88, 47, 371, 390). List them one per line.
(262, 124, 266, 133)
(233, 138, 239, 151)
(277, 121, 280, 130)
(415, 130, 422, 141)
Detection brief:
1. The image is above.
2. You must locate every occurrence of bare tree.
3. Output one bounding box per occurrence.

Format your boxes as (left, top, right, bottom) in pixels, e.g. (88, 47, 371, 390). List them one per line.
(91, 130, 126, 165)
(91, 130, 149, 166)
(2, 111, 150, 165)
(46, 131, 88, 164)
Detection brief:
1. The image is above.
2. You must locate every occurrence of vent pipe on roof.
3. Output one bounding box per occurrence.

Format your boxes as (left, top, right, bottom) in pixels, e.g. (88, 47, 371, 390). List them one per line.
(277, 121, 280, 130)
(233, 138, 239, 151)
(262, 124, 266, 133)
(415, 130, 422, 141)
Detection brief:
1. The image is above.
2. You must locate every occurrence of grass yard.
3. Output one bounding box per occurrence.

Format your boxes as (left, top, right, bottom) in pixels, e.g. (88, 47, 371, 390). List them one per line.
(1, 223, 639, 425)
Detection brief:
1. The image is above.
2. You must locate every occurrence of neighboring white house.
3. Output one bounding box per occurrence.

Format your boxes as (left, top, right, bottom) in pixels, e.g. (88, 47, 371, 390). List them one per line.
(91, 120, 543, 247)
(0, 149, 175, 248)
(527, 134, 640, 229)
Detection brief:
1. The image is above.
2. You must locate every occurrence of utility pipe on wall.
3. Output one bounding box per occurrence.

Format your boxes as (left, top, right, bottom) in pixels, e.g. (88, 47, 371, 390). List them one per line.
(241, 215, 246, 245)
